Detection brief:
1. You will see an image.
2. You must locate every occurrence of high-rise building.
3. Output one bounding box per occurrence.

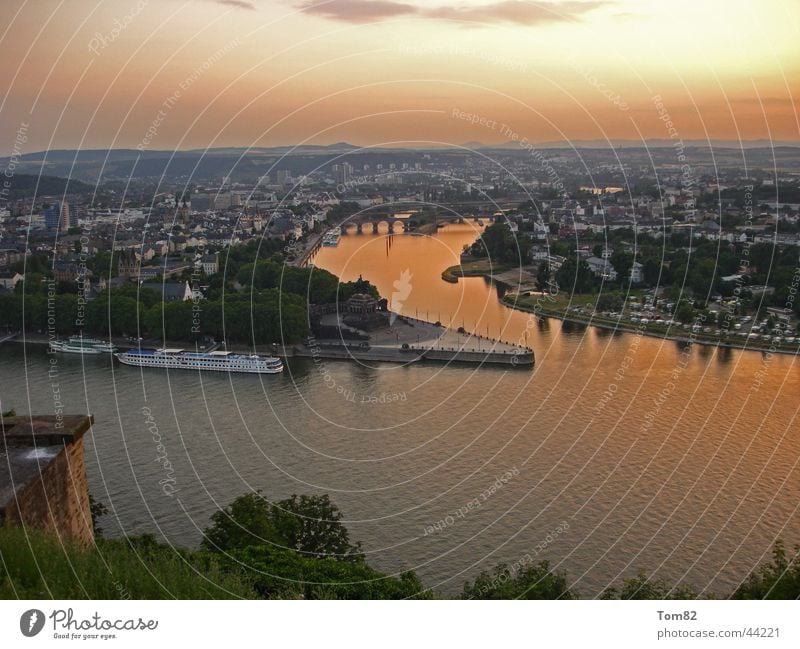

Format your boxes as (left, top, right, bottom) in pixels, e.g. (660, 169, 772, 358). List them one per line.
(44, 201, 70, 231)
(277, 170, 292, 186)
(191, 194, 213, 211)
(333, 162, 352, 186)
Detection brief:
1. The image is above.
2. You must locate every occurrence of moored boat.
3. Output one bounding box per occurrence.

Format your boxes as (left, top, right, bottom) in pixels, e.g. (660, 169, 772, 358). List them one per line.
(49, 335, 117, 354)
(114, 348, 284, 374)
(322, 231, 341, 247)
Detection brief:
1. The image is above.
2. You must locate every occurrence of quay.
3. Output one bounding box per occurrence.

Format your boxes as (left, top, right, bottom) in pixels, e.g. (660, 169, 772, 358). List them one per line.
(11, 323, 534, 368)
(282, 316, 534, 367)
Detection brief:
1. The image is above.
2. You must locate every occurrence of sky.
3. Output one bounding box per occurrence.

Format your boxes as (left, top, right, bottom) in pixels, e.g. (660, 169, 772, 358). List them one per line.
(1, 0, 798, 152)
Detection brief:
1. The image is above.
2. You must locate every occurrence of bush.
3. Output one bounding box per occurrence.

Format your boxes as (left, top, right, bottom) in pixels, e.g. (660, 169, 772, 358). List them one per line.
(223, 545, 428, 599)
(733, 541, 800, 599)
(600, 572, 699, 600)
(461, 561, 575, 599)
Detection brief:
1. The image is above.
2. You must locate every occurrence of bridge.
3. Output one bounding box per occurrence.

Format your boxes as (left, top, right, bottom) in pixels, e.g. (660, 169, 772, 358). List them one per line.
(339, 211, 497, 234)
(340, 216, 412, 234)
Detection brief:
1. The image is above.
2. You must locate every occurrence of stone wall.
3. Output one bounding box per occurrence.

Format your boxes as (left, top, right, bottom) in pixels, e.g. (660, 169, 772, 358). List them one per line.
(0, 415, 94, 544)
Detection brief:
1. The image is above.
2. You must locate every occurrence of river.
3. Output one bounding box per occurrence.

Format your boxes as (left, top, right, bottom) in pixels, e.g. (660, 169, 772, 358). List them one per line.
(1, 222, 798, 597)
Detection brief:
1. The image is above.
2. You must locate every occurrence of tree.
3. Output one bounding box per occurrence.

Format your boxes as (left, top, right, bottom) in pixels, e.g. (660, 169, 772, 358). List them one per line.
(0, 295, 22, 330)
(535, 263, 551, 291)
(675, 301, 696, 323)
(556, 257, 595, 294)
(610, 251, 633, 285)
(271, 494, 363, 561)
(749, 242, 775, 274)
(202, 492, 284, 553)
(733, 541, 800, 599)
(202, 492, 362, 561)
(461, 561, 574, 599)
(596, 292, 623, 312)
(601, 572, 698, 599)
(89, 494, 108, 538)
(642, 257, 663, 287)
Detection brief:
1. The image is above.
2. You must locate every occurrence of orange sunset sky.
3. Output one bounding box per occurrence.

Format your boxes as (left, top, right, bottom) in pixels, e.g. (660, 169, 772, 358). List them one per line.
(1, 0, 798, 152)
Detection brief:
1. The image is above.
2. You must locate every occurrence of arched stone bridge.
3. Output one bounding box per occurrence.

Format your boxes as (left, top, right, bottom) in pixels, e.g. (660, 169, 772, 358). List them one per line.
(340, 213, 494, 234)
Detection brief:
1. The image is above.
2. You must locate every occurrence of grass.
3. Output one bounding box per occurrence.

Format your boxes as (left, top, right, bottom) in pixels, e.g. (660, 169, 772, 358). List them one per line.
(508, 289, 648, 314)
(0, 527, 255, 599)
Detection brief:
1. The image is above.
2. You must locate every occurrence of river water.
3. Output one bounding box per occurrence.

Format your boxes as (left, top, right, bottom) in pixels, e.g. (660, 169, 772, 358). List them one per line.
(1, 222, 798, 597)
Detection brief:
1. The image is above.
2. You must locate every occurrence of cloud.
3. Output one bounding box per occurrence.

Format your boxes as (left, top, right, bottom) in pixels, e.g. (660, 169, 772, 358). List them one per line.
(295, 0, 418, 23)
(426, 1, 606, 26)
(295, 0, 607, 26)
(214, 0, 256, 9)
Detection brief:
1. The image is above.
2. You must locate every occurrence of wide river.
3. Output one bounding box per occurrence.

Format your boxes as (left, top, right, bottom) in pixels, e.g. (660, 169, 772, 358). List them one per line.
(2, 222, 799, 597)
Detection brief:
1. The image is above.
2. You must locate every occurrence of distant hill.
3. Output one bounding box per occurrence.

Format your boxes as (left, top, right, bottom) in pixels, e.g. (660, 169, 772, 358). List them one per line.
(482, 139, 800, 150)
(1, 141, 797, 186)
(1, 173, 94, 200)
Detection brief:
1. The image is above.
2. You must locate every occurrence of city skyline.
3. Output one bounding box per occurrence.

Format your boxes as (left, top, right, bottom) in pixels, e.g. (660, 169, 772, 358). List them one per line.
(1, 0, 798, 152)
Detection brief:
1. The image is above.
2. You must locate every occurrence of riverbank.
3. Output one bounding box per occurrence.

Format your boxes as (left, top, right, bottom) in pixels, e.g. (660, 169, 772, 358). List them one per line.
(501, 294, 800, 357)
(437, 257, 800, 358)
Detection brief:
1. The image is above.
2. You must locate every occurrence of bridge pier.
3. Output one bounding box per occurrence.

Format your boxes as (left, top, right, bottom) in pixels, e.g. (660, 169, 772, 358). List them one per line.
(372, 222, 379, 234)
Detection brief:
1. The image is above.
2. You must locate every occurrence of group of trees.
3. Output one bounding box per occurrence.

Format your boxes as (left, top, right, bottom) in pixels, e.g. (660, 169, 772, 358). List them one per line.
(148, 290, 310, 343)
(0, 283, 310, 344)
(199, 492, 427, 599)
(0, 240, 382, 344)
(554, 257, 596, 294)
(235, 260, 378, 305)
(202, 492, 363, 561)
(469, 222, 533, 266)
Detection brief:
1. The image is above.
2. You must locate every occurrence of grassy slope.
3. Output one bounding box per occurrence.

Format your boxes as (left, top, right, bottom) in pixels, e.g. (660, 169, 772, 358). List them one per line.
(0, 528, 255, 599)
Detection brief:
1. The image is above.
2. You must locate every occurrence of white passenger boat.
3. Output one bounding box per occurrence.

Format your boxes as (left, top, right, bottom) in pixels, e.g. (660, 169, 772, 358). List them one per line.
(114, 348, 284, 374)
(49, 336, 117, 354)
(322, 231, 341, 247)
